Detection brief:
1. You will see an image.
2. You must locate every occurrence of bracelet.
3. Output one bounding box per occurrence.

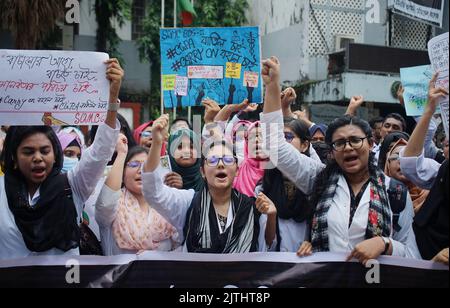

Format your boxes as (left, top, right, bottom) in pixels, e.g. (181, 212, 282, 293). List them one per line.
(108, 99, 121, 111)
(381, 237, 390, 255)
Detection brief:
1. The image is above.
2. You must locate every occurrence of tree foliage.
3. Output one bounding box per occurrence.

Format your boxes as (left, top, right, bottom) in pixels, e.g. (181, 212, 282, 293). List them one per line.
(0, 0, 65, 49)
(95, 0, 131, 62)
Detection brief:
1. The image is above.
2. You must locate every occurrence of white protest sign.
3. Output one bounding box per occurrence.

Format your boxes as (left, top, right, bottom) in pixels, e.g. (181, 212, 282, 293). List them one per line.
(175, 76, 189, 96)
(0, 50, 110, 126)
(428, 32, 449, 140)
(187, 66, 224, 79)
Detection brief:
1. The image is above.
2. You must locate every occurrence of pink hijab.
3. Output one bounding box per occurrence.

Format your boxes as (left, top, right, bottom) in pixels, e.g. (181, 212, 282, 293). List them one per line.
(233, 121, 266, 197)
(133, 121, 154, 144)
(57, 131, 82, 153)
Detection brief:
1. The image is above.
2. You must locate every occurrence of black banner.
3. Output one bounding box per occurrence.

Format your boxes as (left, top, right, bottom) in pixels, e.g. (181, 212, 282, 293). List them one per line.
(0, 252, 448, 288)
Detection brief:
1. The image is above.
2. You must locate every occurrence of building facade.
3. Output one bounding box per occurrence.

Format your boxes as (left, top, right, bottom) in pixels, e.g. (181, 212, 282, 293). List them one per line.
(247, 0, 449, 124)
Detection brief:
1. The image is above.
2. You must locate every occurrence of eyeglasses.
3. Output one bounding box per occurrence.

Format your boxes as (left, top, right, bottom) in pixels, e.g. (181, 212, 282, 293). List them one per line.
(126, 161, 144, 169)
(284, 132, 296, 143)
(331, 137, 368, 152)
(141, 131, 152, 138)
(205, 156, 236, 167)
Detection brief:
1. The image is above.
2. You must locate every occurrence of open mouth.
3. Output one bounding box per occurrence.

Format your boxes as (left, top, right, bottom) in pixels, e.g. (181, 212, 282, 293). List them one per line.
(215, 172, 228, 180)
(344, 155, 359, 163)
(31, 166, 46, 178)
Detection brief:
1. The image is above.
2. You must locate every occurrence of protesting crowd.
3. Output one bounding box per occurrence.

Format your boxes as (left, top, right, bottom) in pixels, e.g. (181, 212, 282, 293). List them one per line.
(0, 53, 448, 268)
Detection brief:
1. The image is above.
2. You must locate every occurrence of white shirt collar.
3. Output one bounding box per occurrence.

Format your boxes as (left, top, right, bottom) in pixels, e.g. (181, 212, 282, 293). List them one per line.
(28, 188, 41, 207)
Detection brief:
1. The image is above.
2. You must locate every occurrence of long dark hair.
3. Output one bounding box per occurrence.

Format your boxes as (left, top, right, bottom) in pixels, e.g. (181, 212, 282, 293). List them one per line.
(1, 126, 63, 177)
(286, 119, 311, 146)
(312, 116, 376, 208)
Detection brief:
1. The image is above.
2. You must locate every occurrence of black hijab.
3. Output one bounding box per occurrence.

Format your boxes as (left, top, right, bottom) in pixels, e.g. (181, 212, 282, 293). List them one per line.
(1, 126, 80, 253)
(413, 160, 449, 260)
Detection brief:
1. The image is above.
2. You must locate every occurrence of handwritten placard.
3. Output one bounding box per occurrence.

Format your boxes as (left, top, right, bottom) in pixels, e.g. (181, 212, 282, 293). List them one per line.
(400, 65, 436, 116)
(0, 50, 110, 125)
(428, 32, 449, 140)
(0, 50, 109, 125)
(225, 62, 242, 79)
(243, 71, 259, 88)
(175, 76, 189, 96)
(160, 27, 262, 108)
(428, 32, 449, 90)
(163, 75, 176, 91)
(187, 66, 224, 79)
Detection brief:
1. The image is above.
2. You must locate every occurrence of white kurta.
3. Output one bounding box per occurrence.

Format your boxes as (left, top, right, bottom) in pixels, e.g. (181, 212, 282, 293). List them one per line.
(141, 165, 268, 252)
(260, 109, 421, 259)
(0, 121, 120, 260)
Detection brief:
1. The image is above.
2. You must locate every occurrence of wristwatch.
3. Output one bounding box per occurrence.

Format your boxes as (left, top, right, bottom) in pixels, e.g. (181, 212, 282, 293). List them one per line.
(108, 99, 121, 111)
(381, 237, 390, 255)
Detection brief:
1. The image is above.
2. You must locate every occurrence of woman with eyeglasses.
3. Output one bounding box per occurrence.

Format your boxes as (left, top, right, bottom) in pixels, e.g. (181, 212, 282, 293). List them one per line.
(134, 122, 155, 151)
(261, 57, 420, 264)
(95, 134, 180, 256)
(142, 115, 275, 253)
(256, 119, 321, 252)
(385, 139, 430, 215)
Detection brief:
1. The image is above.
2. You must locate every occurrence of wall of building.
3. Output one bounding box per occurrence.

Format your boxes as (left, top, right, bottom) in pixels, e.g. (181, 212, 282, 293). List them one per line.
(247, 0, 309, 83)
(247, 0, 306, 35)
(76, 0, 149, 94)
(79, 0, 132, 40)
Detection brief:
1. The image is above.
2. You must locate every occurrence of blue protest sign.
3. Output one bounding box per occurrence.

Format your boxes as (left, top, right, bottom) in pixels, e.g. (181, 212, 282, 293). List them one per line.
(160, 27, 262, 108)
(400, 65, 435, 116)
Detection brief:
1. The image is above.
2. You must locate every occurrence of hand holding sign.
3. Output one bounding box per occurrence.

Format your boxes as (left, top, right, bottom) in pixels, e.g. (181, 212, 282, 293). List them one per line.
(427, 73, 449, 115)
(105, 58, 124, 102)
(203, 99, 221, 124)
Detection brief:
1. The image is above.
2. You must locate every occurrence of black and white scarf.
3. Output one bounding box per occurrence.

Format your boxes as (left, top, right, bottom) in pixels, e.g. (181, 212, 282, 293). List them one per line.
(311, 168, 392, 252)
(184, 187, 260, 253)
